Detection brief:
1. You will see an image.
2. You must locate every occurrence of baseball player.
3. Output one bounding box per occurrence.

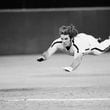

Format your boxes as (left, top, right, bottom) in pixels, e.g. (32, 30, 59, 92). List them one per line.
(37, 24, 110, 72)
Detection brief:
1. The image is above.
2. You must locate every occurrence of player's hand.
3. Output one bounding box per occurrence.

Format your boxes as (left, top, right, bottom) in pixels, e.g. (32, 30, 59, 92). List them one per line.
(63, 66, 73, 72)
(37, 56, 45, 62)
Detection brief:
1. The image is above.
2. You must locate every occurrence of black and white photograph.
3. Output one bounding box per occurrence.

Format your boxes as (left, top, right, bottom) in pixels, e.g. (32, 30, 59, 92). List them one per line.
(0, 0, 110, 110)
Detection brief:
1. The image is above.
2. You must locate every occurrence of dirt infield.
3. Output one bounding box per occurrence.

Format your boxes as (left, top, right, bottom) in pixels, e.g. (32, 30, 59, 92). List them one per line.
(0, 87, 110, 110)
(0, 53, 110, 109)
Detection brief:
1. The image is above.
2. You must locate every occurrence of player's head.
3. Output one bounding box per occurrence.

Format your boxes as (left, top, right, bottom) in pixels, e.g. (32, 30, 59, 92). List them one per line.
(59, 24, 78, 47)
(59, 24, 78, 39)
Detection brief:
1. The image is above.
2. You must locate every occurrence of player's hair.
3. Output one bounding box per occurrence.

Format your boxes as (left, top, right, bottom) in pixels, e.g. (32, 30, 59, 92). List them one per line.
(59, 24, 78, 39)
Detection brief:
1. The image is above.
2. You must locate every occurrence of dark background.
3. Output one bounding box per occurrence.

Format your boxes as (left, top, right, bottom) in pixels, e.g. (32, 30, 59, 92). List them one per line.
(0, 0, 110, 55)
(0, 0, 110, 9)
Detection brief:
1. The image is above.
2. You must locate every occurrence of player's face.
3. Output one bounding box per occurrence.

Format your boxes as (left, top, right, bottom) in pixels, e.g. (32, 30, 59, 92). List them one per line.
(60, 34, 71, 47)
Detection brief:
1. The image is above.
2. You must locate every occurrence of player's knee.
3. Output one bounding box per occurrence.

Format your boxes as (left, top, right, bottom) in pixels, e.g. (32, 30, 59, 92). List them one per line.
(92, 51, 103, 55)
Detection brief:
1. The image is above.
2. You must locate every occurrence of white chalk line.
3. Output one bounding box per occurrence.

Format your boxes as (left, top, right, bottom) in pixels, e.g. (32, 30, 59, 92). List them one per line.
(1, 98, 110, 102)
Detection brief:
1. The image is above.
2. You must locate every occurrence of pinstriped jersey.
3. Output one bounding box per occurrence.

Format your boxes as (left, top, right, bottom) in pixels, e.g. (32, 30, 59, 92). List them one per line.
(49, 33, 98, 55)
(48, 33, 109, 57)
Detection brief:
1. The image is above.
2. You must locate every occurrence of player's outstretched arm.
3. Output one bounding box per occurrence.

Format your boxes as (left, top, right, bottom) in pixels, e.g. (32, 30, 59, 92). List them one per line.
(37, 39, 60, 62)
(64, 53, 83, 72)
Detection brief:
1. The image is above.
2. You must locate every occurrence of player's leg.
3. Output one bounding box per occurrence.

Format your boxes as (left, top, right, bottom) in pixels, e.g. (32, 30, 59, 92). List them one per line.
(91, 36, 110, 55)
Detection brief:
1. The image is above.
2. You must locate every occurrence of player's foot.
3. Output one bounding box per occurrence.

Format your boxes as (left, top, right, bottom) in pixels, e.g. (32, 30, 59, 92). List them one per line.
(108, 35, 110, 39)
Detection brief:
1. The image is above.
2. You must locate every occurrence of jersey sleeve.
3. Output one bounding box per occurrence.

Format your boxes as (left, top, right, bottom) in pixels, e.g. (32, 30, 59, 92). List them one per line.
(42, 38, 62, 59)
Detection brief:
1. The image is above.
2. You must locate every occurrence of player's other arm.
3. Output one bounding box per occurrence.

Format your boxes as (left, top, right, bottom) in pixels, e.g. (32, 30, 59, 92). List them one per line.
(37, 39, 62, 62)
(64, 53, 83, 72)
